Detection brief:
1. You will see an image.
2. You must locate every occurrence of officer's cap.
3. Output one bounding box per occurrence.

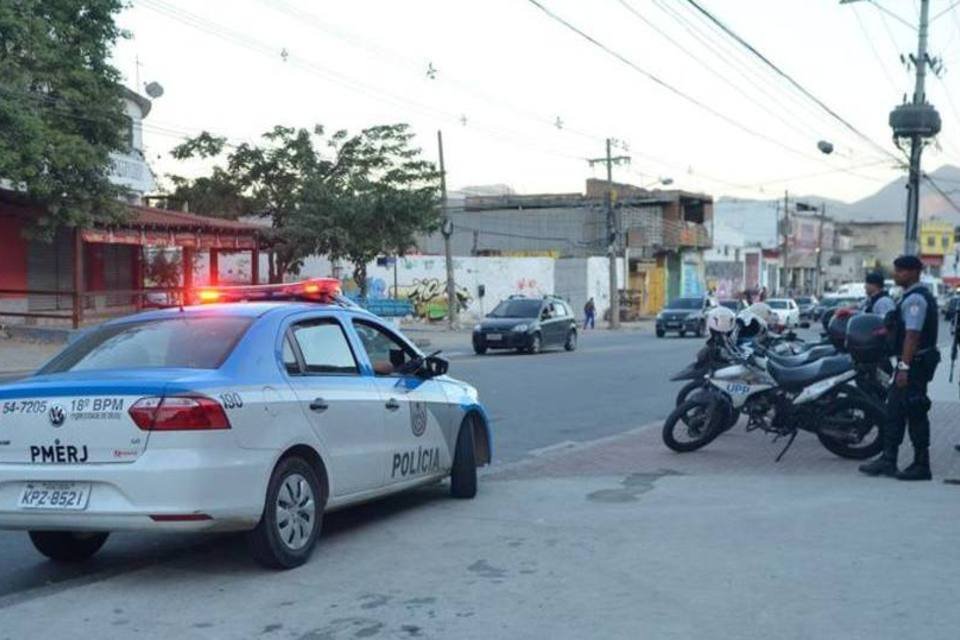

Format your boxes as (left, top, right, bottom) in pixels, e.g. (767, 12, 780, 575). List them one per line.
(893, 255, 924, 271)
(864, 271, 884, 286)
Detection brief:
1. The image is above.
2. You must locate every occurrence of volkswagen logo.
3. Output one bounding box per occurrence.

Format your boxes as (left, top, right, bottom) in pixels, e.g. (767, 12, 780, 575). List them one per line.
(48, 404, 66, 428)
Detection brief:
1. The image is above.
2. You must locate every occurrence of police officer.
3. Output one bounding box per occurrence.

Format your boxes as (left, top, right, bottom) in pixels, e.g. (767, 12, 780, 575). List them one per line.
(861, 271, 895, 317)
(859, 255, 939, 481)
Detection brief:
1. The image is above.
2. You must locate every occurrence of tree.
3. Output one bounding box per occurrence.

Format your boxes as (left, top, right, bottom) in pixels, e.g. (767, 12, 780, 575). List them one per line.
(167, 123, 440, 289)
(304, 124, 440, 297)
(0, 0, 129, 237)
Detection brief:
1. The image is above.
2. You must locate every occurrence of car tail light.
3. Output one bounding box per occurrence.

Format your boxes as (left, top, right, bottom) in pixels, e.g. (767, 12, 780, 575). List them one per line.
(129, 396, 231, 431)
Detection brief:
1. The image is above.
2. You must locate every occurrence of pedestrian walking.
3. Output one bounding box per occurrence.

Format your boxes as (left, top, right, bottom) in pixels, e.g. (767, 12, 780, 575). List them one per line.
(861, 271, 896, 317)
(583, 297, 596, 330)
(860, 255, 940, 481)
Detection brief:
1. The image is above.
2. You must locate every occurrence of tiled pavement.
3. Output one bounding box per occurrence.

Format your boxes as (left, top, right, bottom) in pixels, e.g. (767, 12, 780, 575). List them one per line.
(488, 402, 960, 482)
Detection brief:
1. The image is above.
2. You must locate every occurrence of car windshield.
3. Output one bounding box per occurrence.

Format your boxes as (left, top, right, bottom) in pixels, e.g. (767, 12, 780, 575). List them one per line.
(488, 299, 542, 318)
(666, 298, 702, 310)
(796, 297, 812, 304)
(39, 316, 253, 373)
(767, 300, 789, 309)
(719, 300, 739, 311)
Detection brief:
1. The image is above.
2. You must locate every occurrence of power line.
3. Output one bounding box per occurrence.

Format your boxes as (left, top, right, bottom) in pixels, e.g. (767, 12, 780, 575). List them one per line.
(614, 0, 828, 145)
(138, 0, 600, 167)
(852, 5, 902, 94)
(522, 0, 831, 163)
(682, 0, 902, 164)
(924, 174, 960, 215)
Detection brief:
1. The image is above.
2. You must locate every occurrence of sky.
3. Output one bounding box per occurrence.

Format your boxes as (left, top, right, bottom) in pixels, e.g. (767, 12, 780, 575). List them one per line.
(112, 0, 960, 204)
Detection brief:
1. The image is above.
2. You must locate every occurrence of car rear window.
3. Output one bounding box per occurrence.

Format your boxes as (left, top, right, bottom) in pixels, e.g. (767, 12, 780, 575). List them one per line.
(768, 300, 789, 309)
(40, 316, 253, 374)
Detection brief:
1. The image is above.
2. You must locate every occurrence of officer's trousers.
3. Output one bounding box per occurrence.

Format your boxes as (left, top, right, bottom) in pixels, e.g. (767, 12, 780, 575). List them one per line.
(884, 374, 931, 456)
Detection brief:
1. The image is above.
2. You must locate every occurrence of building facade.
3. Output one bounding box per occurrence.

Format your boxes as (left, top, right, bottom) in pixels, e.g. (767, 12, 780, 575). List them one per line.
(419, 180, 713, 316)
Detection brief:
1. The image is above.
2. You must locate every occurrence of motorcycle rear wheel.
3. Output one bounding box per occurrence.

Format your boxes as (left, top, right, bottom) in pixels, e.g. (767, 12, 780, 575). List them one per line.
(816, 396, 885, 460)
(663, 397, 725, 453)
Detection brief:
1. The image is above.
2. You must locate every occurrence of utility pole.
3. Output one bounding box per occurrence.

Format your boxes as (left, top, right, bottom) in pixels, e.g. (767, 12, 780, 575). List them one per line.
(437, 130, 458, 329)
(815, 203, 826, 297)
(782, 190, 790, 295)
(842, 0, 941, 255)
(588, 138, 630, 329)
(904, 0, 931, 256)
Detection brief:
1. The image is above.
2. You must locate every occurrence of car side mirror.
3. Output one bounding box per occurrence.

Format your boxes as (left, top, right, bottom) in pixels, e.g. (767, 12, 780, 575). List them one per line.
(420, 355, 449, 378)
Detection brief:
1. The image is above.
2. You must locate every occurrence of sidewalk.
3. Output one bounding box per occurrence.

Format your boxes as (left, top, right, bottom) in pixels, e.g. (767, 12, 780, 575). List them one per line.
(1, 419, 958, 639)
(0, 337, 61, 377)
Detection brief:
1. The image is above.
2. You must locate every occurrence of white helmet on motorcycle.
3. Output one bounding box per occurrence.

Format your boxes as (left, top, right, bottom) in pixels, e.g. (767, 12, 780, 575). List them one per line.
(705, 306, 736, 335)
(736, 310, 767, 340)
(746, 302, 774, 326)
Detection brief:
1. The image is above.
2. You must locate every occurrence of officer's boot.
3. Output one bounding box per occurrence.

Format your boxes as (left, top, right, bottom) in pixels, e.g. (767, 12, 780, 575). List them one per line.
(858, 447, 899, 477)
(896, 447, 932, 481)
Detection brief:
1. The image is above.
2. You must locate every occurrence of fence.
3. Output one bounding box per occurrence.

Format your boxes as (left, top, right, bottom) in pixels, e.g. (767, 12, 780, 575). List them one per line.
(0, 287, 189, 329)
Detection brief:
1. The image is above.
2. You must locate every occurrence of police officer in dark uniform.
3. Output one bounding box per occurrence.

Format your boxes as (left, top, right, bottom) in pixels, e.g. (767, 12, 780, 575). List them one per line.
(861, 271, 895, 316)
(859, 255, 940, 481)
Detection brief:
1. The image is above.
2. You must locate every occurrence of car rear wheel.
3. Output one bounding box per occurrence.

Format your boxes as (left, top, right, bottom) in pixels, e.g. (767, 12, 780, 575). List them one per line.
(450, 416, 478, 499)
(29, 531, 109, 563)
(248, 456, 324, 569)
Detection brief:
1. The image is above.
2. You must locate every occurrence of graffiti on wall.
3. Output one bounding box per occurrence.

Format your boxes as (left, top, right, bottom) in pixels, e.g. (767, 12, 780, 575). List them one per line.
(405, 278, 472, 320)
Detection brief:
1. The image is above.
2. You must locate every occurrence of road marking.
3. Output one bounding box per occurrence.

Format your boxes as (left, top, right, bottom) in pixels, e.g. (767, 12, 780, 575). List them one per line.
(527, 440, 579, 457)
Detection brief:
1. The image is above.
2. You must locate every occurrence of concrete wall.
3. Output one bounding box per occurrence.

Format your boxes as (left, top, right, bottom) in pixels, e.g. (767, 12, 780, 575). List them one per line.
(295, 254, 554, 322)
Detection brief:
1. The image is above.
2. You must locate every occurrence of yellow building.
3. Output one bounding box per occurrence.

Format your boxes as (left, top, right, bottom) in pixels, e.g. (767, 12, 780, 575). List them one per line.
(920, 220, 954, 257)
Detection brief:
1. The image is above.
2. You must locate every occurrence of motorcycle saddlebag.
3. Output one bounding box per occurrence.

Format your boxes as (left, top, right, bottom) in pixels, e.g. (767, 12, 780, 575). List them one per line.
(846, 313, 888, 363)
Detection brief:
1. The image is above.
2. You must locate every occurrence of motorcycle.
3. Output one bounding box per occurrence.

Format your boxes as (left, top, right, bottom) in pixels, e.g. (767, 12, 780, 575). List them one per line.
(663, 341, 886, 461)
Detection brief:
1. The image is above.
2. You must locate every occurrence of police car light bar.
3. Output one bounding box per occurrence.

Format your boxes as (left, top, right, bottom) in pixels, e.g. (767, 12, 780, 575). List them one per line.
(194, 278, 343, 305)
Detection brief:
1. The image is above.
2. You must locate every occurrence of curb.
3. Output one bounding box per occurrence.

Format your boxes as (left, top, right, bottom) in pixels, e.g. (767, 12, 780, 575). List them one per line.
(481, 420, 663, 480)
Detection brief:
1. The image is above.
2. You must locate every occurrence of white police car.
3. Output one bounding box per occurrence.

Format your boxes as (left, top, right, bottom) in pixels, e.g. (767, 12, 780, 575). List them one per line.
(0, 279, 491, 569)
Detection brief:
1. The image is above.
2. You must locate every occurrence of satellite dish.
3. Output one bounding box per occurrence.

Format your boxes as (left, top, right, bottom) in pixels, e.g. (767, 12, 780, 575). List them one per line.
(817, 140, 834, 155)
(144, 81, 164, 99)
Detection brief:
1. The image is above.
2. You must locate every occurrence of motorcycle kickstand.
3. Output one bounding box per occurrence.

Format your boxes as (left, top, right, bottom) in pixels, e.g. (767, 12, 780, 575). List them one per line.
(774, 430, 798, 462)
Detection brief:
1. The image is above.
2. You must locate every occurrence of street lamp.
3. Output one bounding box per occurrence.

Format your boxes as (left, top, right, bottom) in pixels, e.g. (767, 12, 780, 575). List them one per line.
(814, 141, 833, 296)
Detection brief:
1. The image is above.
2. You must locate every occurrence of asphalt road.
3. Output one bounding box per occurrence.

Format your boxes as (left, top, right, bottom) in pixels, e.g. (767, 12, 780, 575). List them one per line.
(0, 328, 702, 601)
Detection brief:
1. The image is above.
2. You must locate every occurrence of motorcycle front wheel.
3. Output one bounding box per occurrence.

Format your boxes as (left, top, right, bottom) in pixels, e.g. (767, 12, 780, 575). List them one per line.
(676, 381, 739, 432)
(816, 396, 885, 460)
(663, 397, 725, 453)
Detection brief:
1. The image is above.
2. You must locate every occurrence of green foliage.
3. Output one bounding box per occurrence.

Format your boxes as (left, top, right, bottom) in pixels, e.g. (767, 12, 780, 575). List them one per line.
(0, 0, 129, 237)
(167, 123, 440, 288)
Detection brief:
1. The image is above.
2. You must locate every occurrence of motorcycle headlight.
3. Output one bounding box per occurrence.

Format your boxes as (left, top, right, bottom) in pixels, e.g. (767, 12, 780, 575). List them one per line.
(512, 323, 529, 332)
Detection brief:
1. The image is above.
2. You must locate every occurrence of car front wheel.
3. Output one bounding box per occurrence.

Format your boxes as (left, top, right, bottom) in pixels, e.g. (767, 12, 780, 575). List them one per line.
(564, 329, 577, 351)
(248, 456, 324, 569)
(28, 531, 109, 562)
(451, 417, 478, 499)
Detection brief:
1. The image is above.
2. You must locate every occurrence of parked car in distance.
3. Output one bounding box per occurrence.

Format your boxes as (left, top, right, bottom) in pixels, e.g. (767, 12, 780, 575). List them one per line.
(472, 296, 578, 354)
(717, 299, 745, 314)
(794, 295, 818, 322)
(656, 297, 710, 338)
(766, 298, 800, 330)
(812, 296, 864, 322)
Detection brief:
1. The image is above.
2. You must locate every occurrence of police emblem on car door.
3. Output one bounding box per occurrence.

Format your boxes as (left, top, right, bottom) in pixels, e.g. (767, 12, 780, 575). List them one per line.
(351, 319, 454, 484)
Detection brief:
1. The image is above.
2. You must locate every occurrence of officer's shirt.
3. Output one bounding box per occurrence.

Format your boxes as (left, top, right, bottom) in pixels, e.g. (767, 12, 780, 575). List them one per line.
(862, 294, 896, 317)
(900, 283, 928, 332)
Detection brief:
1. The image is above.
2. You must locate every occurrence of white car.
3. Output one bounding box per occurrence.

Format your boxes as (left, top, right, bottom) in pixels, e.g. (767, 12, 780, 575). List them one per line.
(0, 279, 491, 569)
(766, 298, 801, 330)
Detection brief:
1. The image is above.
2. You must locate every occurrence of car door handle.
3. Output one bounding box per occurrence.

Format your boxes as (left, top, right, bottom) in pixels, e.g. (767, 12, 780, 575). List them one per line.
(309, 398, 329, 412)
(385, 398, 401, 411)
